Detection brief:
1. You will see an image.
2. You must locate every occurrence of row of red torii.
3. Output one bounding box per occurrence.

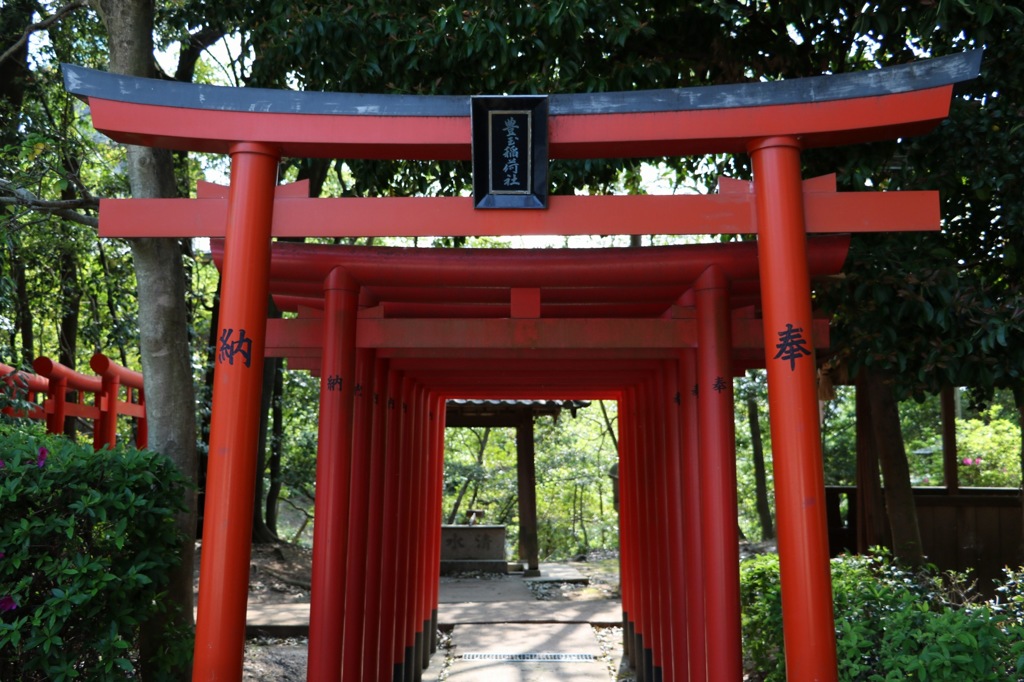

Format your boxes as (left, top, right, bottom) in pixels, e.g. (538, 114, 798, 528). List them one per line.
(65, 50, 980, 681)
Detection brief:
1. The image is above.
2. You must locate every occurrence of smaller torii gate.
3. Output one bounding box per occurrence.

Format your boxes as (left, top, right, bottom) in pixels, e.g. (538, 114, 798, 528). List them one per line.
(64, 49, 981, 681)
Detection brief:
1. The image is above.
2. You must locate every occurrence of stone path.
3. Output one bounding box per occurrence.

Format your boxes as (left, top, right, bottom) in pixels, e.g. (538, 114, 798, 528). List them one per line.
(430, 622, 610, 682)
(425, 564, 626, 681)
(241, 563, 629, 680)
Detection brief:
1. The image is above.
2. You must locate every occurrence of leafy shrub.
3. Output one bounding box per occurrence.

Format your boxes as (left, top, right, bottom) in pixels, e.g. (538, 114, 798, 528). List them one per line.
(742, 550, 1024, 681)
(0, 430, 191, 681)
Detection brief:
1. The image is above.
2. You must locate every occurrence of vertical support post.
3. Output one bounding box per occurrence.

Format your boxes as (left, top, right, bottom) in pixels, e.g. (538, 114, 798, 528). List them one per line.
(750, 136, 838, 682)
(647, 373, 669, 682)
(363, 360, 394, 681)
(427, 393, 445, 660)
(621, 387, 646, 681)
(695, 265, 742, 681)
(193, 142, 279, 682)
(517, 411, 541, 575)
(94, 371, 119, 450)
(308, 266, 359, 682)
(679, 348, 706, 681)
(392, 378, 415, 681)
(341, 349, 376, 679)
(661, 359, 689, 680)
(45, 375, 68, 437)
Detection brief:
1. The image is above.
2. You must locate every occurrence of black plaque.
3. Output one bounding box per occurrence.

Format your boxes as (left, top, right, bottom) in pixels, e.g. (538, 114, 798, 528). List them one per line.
(472, 96, 548, 209)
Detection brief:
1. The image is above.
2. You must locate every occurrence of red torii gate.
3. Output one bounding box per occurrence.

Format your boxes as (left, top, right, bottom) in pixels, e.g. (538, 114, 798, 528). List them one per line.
(64, 49, 980, 682)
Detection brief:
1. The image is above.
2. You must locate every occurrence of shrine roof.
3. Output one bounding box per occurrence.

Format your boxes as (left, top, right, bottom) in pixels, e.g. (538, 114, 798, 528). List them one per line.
(62, 51, 980, 158)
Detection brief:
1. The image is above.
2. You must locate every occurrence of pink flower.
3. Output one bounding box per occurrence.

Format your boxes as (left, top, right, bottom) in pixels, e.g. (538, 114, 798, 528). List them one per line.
(962, 457, 973, 466)
(36, 446, 48, 468)
(0, 595, 16, 612)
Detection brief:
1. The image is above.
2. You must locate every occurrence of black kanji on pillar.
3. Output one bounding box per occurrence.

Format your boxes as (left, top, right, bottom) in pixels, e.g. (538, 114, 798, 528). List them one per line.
(471, 95, 548, 209)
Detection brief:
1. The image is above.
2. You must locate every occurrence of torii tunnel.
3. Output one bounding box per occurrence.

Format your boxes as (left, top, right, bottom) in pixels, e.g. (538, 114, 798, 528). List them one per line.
(65, 49, 980, 682)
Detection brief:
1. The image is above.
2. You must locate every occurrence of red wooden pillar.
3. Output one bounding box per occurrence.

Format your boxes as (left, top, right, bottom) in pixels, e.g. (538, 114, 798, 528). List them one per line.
(393, 378, 416, 680)
(404, 383, 427, 681)
(679, 349, 706, 682)
(749, 136, 839, 682)
(426, 393, 446, 661)
(362, 359, 394, 680)
(618, 389, 639, 673)
(634, 383, 655, 681)
(379, 374, 409, 678)
(193, 142, 279, 681)
(661, 359, 689, 680)
(341, 348, 376, 678)
(93, 368, 119, 450)
(695, 265, 742, 681)
(645, 374, 669, 680)
(308, 266, 359, 682)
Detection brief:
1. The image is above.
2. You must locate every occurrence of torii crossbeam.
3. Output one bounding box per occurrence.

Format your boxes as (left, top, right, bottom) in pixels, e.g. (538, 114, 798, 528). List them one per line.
(64, 49, 981, 682)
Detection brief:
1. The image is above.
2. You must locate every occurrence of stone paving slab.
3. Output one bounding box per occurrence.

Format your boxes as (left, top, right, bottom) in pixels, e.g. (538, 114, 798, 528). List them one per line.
(438, 600, 623, 627)
(439, 576, 535, 603)
(239, 598, 624, 637)
(525, 563, 590, 584)
(426, 623, 608, 682)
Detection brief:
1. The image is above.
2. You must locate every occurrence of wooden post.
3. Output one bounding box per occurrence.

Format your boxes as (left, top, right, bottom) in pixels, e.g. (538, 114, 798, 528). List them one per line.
(341, 349, 376, 677)
(193, 142, 279, 682)
(517, 412, 541, 575)
(750, 136, 839, 682)
(695, 265, 742, 681)
(679, 349, 707, 681)
(307, 267, 359, 682)
(662, 359, 689, 680)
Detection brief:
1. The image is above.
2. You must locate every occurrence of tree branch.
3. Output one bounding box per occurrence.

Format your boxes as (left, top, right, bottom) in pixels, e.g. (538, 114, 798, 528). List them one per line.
(0, 0, 89, 66)
(0, 178, 99, 227)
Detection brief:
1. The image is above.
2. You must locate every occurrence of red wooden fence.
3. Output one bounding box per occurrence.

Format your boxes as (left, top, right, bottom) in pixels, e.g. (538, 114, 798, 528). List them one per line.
(0, 354, 146, 450)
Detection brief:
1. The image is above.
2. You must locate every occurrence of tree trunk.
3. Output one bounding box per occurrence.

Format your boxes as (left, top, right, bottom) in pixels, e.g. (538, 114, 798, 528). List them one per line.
(252, 344, 279, 544)
(266, 358, 284, 533)
(862, 366, 924, 566)
(447, 426, 489, 524)
(855, 377, 890, 552)
(12, 248, 34, 367)
(57, 232, 80, 440)
(747, 395, 775, 540)
(95, 1, 197, 679)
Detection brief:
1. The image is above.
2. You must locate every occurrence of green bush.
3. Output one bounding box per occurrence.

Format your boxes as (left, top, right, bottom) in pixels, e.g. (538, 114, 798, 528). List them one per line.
(742, 550, 1024, 681)
(0, 430, 191, 681)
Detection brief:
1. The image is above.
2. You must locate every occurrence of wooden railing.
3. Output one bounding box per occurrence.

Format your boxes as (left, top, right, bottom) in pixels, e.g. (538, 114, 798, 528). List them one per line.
(0, 354, 146, 450)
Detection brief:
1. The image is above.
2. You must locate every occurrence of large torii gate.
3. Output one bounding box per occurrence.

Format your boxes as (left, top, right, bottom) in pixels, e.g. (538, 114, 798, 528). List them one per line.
(64, 49, 980, 682)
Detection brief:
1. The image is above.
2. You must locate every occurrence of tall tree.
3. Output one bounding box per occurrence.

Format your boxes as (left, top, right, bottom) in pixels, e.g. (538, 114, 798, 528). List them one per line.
(91, 1, 197, 677)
